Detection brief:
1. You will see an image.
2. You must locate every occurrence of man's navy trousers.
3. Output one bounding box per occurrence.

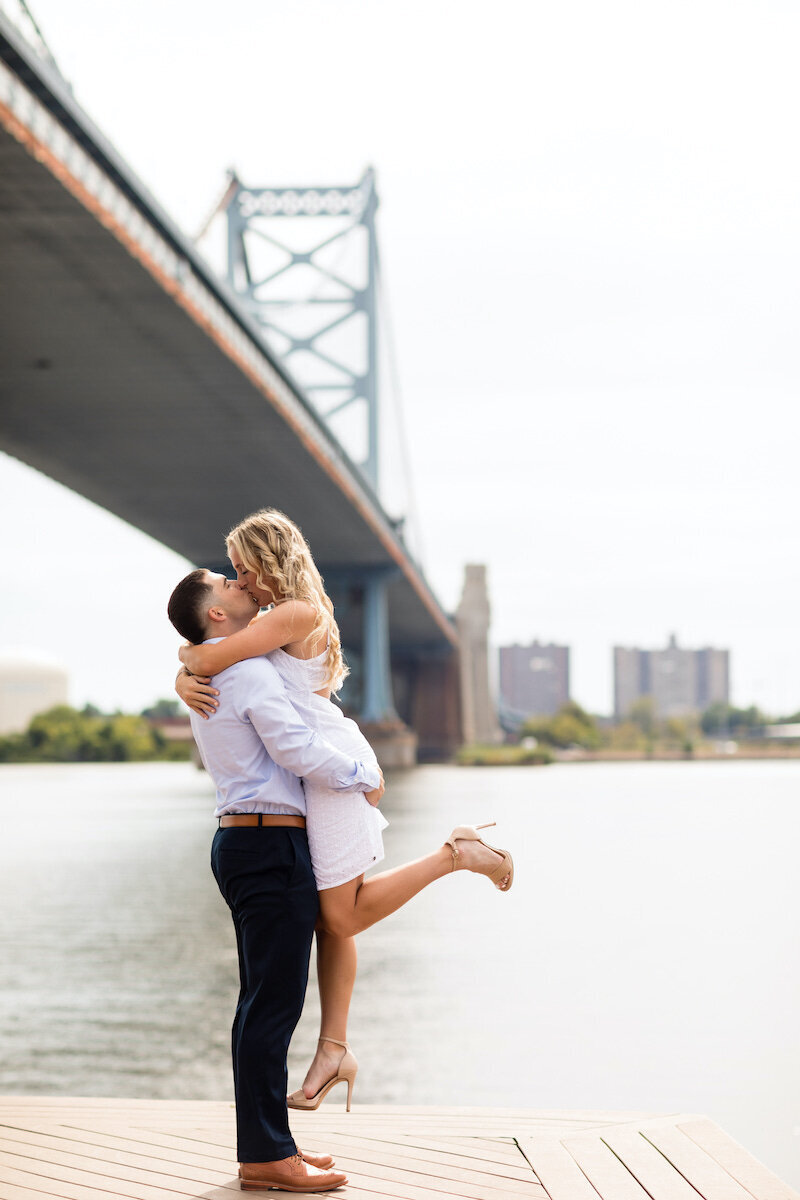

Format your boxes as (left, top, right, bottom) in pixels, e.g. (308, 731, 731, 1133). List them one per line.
(211, 824, 319, 1163)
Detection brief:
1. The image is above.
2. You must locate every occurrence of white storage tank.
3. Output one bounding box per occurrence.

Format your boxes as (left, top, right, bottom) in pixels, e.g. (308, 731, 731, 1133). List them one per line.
(0, 650, 69, 734)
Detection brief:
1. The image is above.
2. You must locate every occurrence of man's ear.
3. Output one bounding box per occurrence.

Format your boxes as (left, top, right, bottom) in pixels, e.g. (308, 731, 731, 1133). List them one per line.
(207, 606, 226, 625)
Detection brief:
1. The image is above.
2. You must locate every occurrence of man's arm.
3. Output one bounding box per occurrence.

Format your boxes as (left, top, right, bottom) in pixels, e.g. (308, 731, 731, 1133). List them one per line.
(238, 659, 382, 794)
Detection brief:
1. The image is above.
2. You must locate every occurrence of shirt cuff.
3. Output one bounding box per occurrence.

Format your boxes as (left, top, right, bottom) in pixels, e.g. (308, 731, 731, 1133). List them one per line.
(338, 760, 381, 791)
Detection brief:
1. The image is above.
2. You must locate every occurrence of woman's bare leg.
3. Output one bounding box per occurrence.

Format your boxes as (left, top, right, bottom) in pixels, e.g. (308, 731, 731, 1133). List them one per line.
(300, 928, 358, 1099)
(318, 838, 506, 938)
(297, 841, 509, 1096)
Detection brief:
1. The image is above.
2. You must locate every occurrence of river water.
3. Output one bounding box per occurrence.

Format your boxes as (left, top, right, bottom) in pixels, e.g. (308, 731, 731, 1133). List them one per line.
(0, 759, 797, 1185)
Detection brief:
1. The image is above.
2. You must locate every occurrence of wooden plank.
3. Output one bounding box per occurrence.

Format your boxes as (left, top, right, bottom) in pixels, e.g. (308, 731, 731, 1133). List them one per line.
(0, 1100, 232, 1121)
(375, 1134, 536, 1175)
(2, 1124, 236, 1173)
(601, 1125, 705, 1199)
(316, 1142, 533, 1197)
(312, 1131, 536, 1185)
(0, 1182, 123, 1200)
(97, 1124, 235, 1158)
(0, 1148, 223, 1200)
(0, 1180, 130, 1200)
(643, 1123, 763, 1200)
(283, 1105, 659, 1131)
(325, 1152, 536, 1200)
(331, 1164, 541, 1200)
(0, 1163, 135, 1200)
(0, 1131, 236, 1192)
(561, 1133, 653, 1200)
(678, 1119, 800, 1200)
(517, 1137, 601, 1199)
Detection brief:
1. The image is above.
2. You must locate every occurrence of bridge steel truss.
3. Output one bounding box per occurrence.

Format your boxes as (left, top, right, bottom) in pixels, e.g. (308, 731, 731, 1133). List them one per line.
(223, 170, 401, 724)
(223, 170, 380, 488)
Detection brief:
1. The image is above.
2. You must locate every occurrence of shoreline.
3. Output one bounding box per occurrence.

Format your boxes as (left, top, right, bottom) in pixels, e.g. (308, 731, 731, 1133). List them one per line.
(457, 744, 800, 766)
(552, 747, 800, 763)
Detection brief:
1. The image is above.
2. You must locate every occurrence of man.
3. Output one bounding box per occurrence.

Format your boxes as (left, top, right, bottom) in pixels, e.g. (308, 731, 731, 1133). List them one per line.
(168, 568, 382, 1193)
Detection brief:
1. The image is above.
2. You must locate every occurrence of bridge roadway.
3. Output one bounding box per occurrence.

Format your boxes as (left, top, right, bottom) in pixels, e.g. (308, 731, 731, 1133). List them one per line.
(0, 14, 460, 757)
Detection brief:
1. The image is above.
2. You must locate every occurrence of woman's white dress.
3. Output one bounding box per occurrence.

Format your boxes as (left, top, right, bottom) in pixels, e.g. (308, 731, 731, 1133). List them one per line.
(269, 646, 388, 889)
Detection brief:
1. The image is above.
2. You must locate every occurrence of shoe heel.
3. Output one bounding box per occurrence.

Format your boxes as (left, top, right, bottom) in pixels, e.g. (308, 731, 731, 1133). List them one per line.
(345, 1074, 355, 1112)
(447, 821, 496, 847)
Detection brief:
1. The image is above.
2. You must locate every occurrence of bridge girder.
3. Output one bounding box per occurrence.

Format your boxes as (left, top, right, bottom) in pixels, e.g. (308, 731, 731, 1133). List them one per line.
(0, 16, 458, 703)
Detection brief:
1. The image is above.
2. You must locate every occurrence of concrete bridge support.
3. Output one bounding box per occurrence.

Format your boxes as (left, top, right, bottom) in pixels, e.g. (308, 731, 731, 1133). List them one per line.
(406, 650, 463, 762)
(358, 569, 418, 767)
(323, 568, 418, 767)
(455, 564, 501, 746)
(325, 563, 499, 762)
(361, 570, 396, 723)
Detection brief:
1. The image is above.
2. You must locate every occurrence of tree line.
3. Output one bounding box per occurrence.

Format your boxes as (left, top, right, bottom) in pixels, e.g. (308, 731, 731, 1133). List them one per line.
(515, 699, 800, 757)
(0, 702, 191, 763)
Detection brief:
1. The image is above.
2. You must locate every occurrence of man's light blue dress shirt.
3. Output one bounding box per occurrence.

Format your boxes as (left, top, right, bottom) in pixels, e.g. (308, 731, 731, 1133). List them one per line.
(189, 651, 380, 818)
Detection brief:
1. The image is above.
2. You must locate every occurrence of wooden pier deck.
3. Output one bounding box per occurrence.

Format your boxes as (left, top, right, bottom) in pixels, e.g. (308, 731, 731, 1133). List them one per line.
(0, 1097, 796, 1200)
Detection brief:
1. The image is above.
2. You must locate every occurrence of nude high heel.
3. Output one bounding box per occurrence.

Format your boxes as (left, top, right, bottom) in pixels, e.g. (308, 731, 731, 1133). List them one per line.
(287, 1037, 358, 1113)
(445, 822, 514, 892)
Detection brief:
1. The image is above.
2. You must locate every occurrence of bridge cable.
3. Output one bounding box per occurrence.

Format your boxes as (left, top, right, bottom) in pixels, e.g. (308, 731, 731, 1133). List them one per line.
(374, 244, 427, 571)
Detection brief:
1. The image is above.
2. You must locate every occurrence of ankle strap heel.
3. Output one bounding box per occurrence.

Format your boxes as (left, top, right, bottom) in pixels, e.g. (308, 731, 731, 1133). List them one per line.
(288, 1038, 358, 1113)
(444, 822, 513, 891)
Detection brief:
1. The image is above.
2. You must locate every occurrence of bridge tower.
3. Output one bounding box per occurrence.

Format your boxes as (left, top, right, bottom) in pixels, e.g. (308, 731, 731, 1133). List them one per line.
(222, 169, 408, 743)
(223, 168, 380, 486)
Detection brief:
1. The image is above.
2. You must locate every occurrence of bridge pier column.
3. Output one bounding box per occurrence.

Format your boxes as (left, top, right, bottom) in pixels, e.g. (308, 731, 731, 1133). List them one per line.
(361, 570, 395, 723)
(409, 649, 463, 762)
(358, 568, 417, 768)
(455, 564, 502, 745)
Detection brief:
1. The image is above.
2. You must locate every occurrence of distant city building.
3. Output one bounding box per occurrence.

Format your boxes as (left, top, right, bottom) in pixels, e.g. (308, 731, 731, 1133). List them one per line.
(0, 650, 69, 734)
(613, 634, 729, 721)
(499, 641, 570, 718)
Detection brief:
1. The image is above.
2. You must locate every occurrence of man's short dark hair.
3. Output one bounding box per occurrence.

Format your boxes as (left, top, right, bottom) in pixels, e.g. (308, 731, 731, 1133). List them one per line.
(167, 569, 213, 644)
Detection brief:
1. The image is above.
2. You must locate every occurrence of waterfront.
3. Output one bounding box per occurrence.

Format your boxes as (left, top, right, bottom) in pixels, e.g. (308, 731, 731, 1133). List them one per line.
(1, 759, 798, 1185)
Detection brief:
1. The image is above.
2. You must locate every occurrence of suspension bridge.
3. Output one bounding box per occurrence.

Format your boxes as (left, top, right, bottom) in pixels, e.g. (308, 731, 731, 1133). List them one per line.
(0, 7, 492, 760)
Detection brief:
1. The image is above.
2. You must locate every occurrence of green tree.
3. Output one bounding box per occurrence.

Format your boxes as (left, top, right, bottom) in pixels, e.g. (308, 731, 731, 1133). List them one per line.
(26, 705, 104, 761)
(700, 701, 729, 737)
(604, 720, 646, 751)
(626, 697, 657, 737)
(0, 705, 181, 763)
(521, 701, 601, 750)
(140, 698, 183, 720)
(97, 714, 164, 761)
(701, 703, 766, 737)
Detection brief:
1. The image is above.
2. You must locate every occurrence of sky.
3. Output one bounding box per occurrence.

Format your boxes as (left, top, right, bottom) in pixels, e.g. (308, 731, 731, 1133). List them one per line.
(1, 0, 798, 716)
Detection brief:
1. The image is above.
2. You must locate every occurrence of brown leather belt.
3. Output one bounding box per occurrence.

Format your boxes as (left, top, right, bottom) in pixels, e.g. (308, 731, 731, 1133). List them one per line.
(219, 814, 306, 829)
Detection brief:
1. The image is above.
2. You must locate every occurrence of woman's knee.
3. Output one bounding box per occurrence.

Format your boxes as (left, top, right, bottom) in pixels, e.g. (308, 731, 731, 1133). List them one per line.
(318, 880, 362, 938)
(319, 910, 357, 938)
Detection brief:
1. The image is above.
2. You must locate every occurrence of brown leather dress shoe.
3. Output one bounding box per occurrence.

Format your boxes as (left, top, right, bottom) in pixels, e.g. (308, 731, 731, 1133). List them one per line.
(239, 1153, 347, 1191)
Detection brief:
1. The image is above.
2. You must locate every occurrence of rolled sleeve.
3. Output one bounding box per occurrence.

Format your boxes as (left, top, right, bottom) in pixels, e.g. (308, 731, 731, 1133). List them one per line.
(340, 760, 381, 792)
(239, 659, 371, 791)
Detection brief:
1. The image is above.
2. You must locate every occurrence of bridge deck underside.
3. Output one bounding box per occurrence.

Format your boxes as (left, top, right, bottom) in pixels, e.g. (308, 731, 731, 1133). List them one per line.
(0, 121, 452, 653)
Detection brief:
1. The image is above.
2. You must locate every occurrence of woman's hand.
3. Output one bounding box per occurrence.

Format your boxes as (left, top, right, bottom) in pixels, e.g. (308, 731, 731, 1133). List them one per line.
(364, 769, 385, 807)
(175, 667, 219, 719)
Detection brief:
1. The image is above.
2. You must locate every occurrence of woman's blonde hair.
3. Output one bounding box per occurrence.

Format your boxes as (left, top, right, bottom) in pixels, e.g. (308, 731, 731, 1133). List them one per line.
(226, 509, 348, 692)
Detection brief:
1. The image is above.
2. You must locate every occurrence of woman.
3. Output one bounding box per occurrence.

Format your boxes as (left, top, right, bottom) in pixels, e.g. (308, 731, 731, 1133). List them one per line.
(176, 508, 513, 1112)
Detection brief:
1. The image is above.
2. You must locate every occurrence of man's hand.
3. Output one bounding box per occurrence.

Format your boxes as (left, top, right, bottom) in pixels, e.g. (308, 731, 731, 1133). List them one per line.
(365, 769, 385, 807)
(175, 666, 219, 719)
